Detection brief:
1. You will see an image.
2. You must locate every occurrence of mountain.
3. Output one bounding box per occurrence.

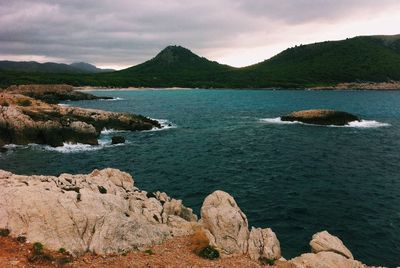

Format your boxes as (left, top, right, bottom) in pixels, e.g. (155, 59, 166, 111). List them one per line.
(0, 61, 114, 74)
(237, 35, 400, 87)
(1, 35, 400, 88)
(70, 62, 115, 73)
(113, 45, 234, 87)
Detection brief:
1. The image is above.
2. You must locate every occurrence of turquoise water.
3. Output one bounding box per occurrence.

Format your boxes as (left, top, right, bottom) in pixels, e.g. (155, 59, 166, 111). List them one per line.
(1, 89, 400, 266)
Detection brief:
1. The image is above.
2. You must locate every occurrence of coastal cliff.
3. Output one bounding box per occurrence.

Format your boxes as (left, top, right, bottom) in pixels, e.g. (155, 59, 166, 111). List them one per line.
(3, 84, 112, 104)
(0, 92, 160, 147)
(0, 168, 370, 268)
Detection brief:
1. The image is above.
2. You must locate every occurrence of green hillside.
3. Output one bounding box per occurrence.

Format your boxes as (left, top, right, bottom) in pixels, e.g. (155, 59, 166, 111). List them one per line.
(109, 45, 235, 87)
(237, 35, 400, 87)
(1, 35, 400, 88)
(0, 61, 114, 74)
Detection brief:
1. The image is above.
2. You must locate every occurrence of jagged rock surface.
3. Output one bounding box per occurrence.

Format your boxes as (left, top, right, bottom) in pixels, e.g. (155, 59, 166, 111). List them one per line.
(310, 231, 353, 259)
(200, 190, 250, 255)
(0, 93, 160, 147)
(288, 252, 366, 268)
(5, 84, 112, 104)
(200, 190, 281, 263)
(0, 168, 197, 255)
(248, 227, 281, 262)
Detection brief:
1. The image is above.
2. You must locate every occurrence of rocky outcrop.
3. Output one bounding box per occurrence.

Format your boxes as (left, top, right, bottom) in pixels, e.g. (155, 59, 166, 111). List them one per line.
(5, 84, 112, 104)
(248, 227, 281, 263)
(0, 168, 197, 255)
(281, 109, 360, 126)
(0, 93, 160, 147)
(0, 169, 371, 267)
(310, 231, 353, 259)
(286, 231, 366, 268)
(200, 190, 281, 262)
(288, 252, 366, 268)
(200, 190, 250, 255)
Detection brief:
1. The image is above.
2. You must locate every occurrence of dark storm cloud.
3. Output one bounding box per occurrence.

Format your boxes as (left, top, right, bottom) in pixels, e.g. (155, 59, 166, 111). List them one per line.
(0, 0, 399, 68)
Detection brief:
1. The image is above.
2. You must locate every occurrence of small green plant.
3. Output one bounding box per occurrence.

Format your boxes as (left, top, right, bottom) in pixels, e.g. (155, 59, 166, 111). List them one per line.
(0, 228, 10, 237)
(33, 242, 44, 254)
(16, 99, 32, 107)
(58, 247, 67, 254)
(28, 242, 56, 263)
(260, 257, 275, 265)
(144, 249, 154, 255)
(198, 246, 219, 260)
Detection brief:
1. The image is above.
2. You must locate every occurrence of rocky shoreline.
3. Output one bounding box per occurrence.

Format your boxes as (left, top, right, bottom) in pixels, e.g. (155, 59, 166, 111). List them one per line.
(0, 91, 161, 147)
(310, 81, 400, 91)
(0, 168, 371, 267)
(3, 84, 113, 104)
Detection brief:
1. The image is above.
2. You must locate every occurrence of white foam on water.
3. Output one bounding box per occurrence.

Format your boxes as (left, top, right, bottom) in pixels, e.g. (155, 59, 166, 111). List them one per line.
(100, 128, 127, 135)
(43, 143, 104, 153)
(147, 119, 177, 131)
(260, 117, 390, 128)
(259, 117, 299, 125)
(57, 103, 70, 107)
(101, 97, 124, 101)
(344, 120, 391, 128)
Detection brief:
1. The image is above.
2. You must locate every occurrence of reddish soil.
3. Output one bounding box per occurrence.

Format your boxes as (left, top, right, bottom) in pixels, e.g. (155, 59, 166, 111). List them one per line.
(0, 235, 291, 268)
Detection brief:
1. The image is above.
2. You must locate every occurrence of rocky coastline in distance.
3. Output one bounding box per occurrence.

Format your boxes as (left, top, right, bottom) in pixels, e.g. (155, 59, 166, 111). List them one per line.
(0, 168, 373, 268)
(0, 84, 161, 148)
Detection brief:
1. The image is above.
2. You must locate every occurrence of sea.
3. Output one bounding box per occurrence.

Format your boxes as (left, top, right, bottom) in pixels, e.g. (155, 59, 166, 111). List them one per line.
(1, 89, 400, 266)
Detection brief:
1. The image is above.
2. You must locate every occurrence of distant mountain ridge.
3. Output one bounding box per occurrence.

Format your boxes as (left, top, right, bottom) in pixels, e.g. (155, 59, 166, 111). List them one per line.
(0, 61, 114, 74)
(1, 34, 400, 88)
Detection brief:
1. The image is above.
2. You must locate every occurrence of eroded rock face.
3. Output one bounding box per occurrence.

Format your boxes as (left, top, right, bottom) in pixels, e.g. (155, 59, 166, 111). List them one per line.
(5, 84, 112, 104)
(284, 231, 367, 268)
(200, 190, 281, 262)
(0, 168, 197, 255)
(289, 252, 366, 268)
(200, 190, 250, 255)
(0, 93, 160, 147)
(248, 227, 281, 262)
(310, 231, 353, 259)
(281, 109, 360, 126)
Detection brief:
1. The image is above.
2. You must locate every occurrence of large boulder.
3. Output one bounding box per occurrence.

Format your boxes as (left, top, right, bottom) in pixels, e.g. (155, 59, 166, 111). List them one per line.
(248, 227, 281, 263)
(200, 190, 281, 262)
(0, 168, 197, 256)
(281, 109, 360, 126)
(284, 231, 366, 268)
(310, 231, 353, 259)
(200, 190, 250, 255)
(288, 252, 366, 268)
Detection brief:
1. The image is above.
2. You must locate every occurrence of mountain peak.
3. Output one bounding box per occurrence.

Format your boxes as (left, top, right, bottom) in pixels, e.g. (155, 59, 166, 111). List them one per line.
(153, 45, 198, 64)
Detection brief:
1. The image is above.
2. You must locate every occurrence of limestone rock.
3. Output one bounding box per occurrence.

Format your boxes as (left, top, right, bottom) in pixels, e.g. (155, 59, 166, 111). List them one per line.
(281, 109, 360, 126)
(5, 84, 113, 104)
(0, 168, 196, 256)
(200, 190, 249, 255)
(289, 252, 366, 268)
(0, 92, 160, 147)
(248, 227, 281, 262)
(310, 231, 353, 259)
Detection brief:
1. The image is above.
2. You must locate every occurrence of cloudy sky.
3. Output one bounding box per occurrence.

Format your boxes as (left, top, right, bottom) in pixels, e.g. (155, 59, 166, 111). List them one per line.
(1, 0, 400, 69)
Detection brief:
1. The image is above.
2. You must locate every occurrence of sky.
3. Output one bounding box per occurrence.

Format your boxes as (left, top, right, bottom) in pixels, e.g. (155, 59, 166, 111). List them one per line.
(1, 0, 400, 69)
